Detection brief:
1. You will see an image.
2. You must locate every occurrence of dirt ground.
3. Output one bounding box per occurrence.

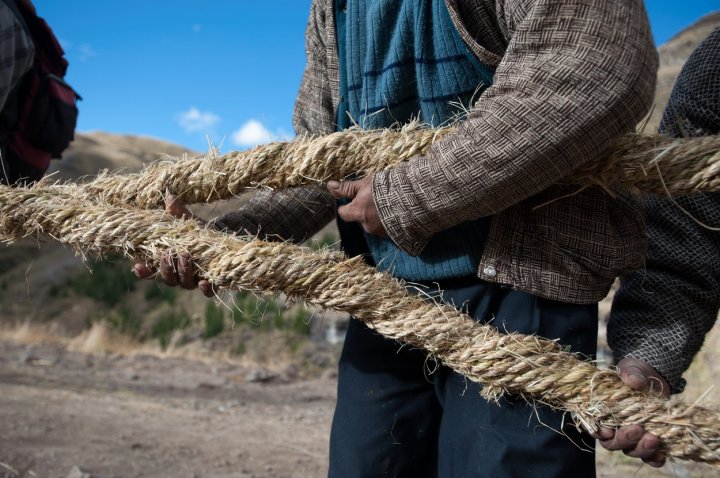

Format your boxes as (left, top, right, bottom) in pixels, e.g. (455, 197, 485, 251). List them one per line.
(1, 339, 718, 478)
(0, 340, 334, 478)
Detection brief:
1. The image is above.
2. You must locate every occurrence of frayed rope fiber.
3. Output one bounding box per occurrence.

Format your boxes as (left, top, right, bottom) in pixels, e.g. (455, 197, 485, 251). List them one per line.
(69, 124, 720, 209)
(2, 185, 720, 467)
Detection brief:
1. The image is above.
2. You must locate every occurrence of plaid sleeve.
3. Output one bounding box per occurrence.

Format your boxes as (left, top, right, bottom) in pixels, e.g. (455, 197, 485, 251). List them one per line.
(215, 187, 335, 243)
(609, 28, 720, 392)
(0, 3, 34, 111)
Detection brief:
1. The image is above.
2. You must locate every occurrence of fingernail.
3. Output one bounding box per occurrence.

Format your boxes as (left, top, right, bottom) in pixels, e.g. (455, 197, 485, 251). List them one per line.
(327, 180, 340, 189)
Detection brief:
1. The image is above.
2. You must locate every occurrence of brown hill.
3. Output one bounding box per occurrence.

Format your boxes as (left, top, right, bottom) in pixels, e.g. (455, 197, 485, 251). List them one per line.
(646, 11, 720, 132)
(47, 131, 195, 181)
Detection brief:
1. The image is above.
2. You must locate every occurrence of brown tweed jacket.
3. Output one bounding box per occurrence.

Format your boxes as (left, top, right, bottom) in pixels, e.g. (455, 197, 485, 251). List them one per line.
(220, 0, 658, 304)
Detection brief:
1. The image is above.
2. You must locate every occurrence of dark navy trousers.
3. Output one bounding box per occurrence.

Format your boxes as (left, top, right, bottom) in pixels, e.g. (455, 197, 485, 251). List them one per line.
(328, 277, 598, 478)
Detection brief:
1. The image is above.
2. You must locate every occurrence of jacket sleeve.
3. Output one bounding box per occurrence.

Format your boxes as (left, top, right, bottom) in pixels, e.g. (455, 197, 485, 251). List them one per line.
(609, 27, 720, 392)
(609, 194, 720, 392)
(218, 0, 336, 242)
(372, 0, 657, 255)
(214, 187, 336, 243)
(0, 4, 34, 111)
(292, 0, 337, 137)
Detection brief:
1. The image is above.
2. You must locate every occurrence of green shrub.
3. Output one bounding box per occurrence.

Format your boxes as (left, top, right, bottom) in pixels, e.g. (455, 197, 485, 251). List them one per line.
(234, 339, 247, 356)
(287, 307, 311, 335)
(144, 283, 178, 304)
(70, 256, 136, 306)
(48, 283, 69, 298)
(245, 297, 283, 331)
(231, 293, 311, 335)
(204, 303, 225, 338)
(106, 306, 142, 338)
(151, 310, 191, 349)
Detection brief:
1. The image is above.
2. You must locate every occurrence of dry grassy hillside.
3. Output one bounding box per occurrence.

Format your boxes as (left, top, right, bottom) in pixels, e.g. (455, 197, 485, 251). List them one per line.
(645, 11, 720, 132)
(46, 132, 194, 182)
(0, 132, 195, 328)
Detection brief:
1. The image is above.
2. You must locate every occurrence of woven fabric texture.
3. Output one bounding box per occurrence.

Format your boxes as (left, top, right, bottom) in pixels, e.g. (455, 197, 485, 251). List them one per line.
(610, 27, 720, 392)
(223, 0, 658, 304)
(215, 187, 335, 244)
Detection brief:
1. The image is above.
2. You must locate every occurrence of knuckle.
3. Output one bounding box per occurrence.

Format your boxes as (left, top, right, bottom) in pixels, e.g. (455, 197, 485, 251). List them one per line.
(600, 440, 621, 451)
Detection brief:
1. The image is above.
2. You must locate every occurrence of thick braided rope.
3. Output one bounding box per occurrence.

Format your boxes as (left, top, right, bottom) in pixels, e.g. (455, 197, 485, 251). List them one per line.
(72, 125, 720, 209)
(77, 124, 451, 208)
(2, 185, 720, 467)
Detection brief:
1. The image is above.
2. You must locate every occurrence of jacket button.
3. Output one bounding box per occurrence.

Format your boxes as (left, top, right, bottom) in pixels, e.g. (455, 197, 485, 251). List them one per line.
(483, 265, 497, 278)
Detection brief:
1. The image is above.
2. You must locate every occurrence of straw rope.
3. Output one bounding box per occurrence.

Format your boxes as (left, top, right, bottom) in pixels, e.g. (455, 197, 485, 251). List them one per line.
(2, 185, 720, 467)
(68, 124, 720, 209)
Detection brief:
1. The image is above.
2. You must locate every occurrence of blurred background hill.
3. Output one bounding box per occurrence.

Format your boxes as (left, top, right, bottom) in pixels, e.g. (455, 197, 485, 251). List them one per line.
(47, 133, 192, 182)
(645, 11, 720, 131)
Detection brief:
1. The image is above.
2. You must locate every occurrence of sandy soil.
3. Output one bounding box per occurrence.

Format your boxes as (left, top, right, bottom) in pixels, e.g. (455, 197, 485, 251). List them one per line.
(1, 338, 718, 478)
(0, 340, 334, 478)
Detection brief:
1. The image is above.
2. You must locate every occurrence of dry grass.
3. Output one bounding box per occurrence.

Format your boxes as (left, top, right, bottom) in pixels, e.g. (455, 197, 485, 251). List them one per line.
(0, 314, 330, 379)
(0, 321, 160, 357)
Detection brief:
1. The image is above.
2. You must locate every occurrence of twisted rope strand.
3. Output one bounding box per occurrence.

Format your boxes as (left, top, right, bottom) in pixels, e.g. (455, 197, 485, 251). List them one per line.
(2, 185, 719, 466)
(70, 125, 720, 209)
(78, 124, 452, 208)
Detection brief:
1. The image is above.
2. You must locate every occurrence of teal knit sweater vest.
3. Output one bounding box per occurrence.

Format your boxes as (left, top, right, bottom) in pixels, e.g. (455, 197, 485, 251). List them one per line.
(336, 0, 495, 281)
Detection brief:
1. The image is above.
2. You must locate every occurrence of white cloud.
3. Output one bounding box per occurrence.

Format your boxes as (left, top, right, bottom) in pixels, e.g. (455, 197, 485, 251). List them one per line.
(78, 44, 97, 62)
(177, 107, 221, 134)
(232, 119, 291, 147)
(58, 37, 71, 50)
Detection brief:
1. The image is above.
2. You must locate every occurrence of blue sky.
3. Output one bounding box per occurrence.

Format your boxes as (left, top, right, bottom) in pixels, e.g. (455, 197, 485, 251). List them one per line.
(33, 1, 720, 153)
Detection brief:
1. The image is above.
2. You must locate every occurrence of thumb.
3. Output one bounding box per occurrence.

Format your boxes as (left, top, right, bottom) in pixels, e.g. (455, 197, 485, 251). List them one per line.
(327, 179, 361, 200)
(617, 357, 671, 397)
(164, 191, 194, 220)
(619, 364, 649, 391)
